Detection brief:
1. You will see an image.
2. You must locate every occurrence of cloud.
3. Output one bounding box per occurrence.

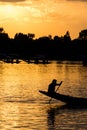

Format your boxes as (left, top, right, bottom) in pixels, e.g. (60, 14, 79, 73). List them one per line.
(0, 0, 25, 2)
(0, 0, 87, 3)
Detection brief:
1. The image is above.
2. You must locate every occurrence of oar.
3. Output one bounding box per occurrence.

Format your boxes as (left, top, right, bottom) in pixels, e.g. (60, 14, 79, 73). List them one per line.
(49, 81, 63, 104)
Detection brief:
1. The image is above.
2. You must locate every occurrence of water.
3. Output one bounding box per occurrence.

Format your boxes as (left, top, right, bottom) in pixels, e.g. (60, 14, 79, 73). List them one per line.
(0, 60, 87, 130)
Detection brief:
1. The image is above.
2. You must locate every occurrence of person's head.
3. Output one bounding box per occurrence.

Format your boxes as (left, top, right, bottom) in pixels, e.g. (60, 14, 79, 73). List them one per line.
(52, 79, 57, 84)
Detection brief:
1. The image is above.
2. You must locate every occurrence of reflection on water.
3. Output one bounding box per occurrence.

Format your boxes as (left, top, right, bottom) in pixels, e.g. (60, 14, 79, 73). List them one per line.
(47, 104, 87, 130)
(0, 61, 87, 130)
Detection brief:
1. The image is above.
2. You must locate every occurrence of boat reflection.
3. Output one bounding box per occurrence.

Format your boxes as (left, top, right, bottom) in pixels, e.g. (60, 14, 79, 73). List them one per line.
(47, 104, 87, 130)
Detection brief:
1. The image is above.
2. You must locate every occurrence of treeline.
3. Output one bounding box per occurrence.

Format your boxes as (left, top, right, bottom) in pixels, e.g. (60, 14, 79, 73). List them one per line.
(0, 27, 87, 60)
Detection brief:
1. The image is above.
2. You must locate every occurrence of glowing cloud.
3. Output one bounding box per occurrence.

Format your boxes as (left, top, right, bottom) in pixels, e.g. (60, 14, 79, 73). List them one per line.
(0, 0, 25, 2)
(0, 0, 87, 39)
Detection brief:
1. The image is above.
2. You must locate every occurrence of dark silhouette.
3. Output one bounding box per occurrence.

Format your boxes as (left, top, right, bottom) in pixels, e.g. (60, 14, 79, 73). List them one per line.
(47, 103, 87, 130)
(0, 27, 87, 63)
(39, 90, 87, 107)
(47, 108, 56, 130)
(48, 79, 62, 94)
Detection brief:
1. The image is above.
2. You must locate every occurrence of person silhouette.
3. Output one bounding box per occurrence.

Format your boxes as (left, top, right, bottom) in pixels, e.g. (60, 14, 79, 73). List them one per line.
(48, 79, 62, 94)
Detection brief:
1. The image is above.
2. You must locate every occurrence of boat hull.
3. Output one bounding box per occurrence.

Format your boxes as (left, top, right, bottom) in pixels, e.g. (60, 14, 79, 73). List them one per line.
(39, 90, 87, 106)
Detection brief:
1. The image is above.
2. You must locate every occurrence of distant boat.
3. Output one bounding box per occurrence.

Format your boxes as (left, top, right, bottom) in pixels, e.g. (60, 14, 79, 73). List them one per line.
(39, 90, 87, 106)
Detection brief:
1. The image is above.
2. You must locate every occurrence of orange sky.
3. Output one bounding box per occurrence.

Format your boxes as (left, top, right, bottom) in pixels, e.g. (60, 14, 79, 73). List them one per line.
(0, 0, 87, 39)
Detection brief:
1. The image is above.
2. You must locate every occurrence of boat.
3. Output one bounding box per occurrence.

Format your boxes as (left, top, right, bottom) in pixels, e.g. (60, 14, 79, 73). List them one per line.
(39, 90, 87, 106)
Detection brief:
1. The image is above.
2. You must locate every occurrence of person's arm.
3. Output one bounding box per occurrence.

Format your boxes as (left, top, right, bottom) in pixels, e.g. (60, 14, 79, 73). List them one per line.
(56, 81, 63, 86)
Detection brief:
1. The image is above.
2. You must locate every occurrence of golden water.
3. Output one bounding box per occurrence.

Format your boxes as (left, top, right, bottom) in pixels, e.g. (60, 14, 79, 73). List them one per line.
(0, 60, 87, 130)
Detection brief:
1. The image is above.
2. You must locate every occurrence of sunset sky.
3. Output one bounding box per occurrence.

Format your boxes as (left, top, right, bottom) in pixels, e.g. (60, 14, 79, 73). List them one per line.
(0, 0, 87, 39)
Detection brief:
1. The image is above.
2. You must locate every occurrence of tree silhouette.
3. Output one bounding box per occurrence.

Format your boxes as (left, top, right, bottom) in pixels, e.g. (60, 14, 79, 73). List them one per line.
(28, 33, 35, 40)
(0, 27, 4, 33)
(79, 29, 87, 40)
(64, 31, 71, 43)
(0, 27, 87, 61)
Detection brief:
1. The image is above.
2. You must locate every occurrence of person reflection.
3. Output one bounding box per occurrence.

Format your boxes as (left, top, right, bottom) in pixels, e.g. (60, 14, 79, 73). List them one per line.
(47, 108, 56, 130)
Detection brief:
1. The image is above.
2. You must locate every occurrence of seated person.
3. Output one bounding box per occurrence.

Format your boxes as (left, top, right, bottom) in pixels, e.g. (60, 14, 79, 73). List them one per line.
(48, 79, 62, 94)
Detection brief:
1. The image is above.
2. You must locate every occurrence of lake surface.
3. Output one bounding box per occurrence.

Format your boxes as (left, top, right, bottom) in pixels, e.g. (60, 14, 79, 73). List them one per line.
(0, 60, 87, 130)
